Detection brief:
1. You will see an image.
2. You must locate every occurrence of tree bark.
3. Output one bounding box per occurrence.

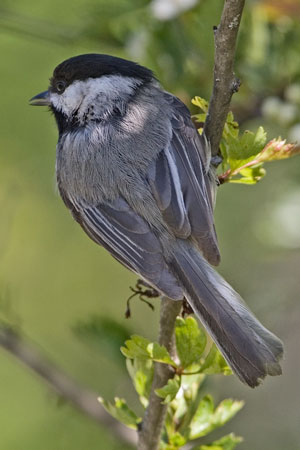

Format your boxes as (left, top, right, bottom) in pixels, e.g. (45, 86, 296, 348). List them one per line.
(203, 0, 245, 158)
(137, 298, 182, 450)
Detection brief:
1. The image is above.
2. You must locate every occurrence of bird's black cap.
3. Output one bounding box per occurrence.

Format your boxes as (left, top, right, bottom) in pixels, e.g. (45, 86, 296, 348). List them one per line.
(50, 54, 154, 91)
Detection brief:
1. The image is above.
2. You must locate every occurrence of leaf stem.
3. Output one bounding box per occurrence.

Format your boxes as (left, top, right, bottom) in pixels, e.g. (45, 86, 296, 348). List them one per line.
(137, 298, 182, 450)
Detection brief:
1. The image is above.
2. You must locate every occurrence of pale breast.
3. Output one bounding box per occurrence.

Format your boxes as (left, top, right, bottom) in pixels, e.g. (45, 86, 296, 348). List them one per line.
(56, 86, 173, 208)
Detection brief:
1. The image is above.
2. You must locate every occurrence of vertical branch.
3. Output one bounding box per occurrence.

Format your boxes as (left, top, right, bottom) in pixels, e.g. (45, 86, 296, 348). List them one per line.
(138, 298, 182, 450)
(203, 0, 246, 158)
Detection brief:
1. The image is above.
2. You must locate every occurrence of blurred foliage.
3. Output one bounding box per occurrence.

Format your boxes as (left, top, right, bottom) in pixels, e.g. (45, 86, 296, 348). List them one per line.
(80, 0, 300, 112)
(194, 433, 243, 450)
(73, 315, 132, 366)
(102, 317, 243, 449)
(0, 0, 300, 449)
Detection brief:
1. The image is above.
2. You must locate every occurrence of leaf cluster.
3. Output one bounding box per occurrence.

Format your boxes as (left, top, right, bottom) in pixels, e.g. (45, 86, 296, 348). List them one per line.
(192, 96, 299, 185)
(100, 317, 243, 449)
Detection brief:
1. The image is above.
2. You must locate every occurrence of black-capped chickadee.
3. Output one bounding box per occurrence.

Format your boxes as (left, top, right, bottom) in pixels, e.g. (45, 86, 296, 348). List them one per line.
(30, 54, 283, 387)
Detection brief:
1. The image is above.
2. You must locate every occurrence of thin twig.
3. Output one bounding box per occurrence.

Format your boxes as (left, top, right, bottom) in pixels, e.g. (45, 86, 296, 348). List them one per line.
(0, 323, 136, 447)
(137, 298, 182, 450)
(203, 0, 246, 158)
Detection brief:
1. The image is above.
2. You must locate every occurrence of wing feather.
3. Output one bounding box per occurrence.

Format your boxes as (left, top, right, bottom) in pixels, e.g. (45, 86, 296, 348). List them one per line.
(148, 93, 220, 265)
(62, 193, 183, 300)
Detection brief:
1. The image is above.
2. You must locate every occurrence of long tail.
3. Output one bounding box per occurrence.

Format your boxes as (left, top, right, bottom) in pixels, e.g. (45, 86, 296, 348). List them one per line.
(171, 242, 283, 387)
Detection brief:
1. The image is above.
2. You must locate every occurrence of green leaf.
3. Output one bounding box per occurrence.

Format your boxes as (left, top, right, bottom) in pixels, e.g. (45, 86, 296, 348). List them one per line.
(197, 446, 221, 450)
(200, 344, 232, 375)
(98, 396, 141, 429)
(192, 96, 209, 113)
(223, 111, 239, 139)
(227, 126, 267, 170)
(210, 433, 243, 450)
(180, 372, 205, 402)
(170, 373, 206, 439)
(189, 397, 243, 440)
(155, 376, 181, 404)
(189, 395, 215, 439)
(229, 165, 266, 184)
(194, 433, 243, 450)
(147, 342, 177, 365)
(193, 113, 207, 123)
(213, 399, 244, 427)
(169, 432, 187, 447)
(126, 358, 153, 408)
(175, 317, 207, 369)
(121, 335, 176, 366)
(229, 177, 258, 185)
(226, 111, 239, 135)
(121, 335, 152, 359)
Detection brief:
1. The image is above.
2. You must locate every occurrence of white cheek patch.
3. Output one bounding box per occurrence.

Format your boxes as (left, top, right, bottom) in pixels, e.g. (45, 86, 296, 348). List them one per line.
(50, 76, 141, 121)
(50, 82, 85, 115)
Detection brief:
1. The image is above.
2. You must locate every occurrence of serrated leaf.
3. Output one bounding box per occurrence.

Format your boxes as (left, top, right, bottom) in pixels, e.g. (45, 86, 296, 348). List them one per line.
(223, 111, 239, 139)
(155, 376, 181, 404)
(121, 335, 152, 359)
(227, 127, 267, 170)
(200, 344, 232, 375)
(189, 396, 243, 440)
(175, 317, 207, 369)
(98, 396, 141, 429)
(195, 433, 243, 450)
(121, 335, 176, 366)
(252, 126, 267, 150)
(147, 342, 177, 365)
(126, 358, 153, 408)
(192, 96, 209, 112)
(193, 113, 207, 123)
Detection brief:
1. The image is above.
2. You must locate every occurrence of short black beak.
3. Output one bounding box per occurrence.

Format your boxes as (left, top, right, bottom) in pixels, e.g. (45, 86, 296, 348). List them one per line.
(29, 90, 50, 106)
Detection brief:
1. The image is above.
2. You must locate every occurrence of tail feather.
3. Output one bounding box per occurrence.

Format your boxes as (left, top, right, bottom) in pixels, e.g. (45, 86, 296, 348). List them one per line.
(172, 243, 283, 387)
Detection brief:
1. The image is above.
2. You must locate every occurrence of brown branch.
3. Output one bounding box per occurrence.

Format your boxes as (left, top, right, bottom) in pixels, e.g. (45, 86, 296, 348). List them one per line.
(203, 0, 245, 158)
(137, 298, 182, 450)
(0, 323, 136, 447)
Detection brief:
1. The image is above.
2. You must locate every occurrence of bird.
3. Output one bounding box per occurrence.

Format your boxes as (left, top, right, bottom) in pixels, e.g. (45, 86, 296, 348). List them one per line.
(30, 53, 283, 387)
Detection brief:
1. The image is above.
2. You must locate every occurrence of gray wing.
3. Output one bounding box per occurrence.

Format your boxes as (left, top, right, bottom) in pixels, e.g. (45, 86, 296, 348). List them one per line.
(60, 191, 183, 300)
(147, 93, 220, 266)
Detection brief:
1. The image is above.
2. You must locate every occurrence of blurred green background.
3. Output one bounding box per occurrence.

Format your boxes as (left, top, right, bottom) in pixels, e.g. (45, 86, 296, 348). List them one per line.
(0, 0, 300, 449)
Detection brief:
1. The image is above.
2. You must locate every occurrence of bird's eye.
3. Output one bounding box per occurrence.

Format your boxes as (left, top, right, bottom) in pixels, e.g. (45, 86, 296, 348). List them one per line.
(56, 81, 66, 93)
